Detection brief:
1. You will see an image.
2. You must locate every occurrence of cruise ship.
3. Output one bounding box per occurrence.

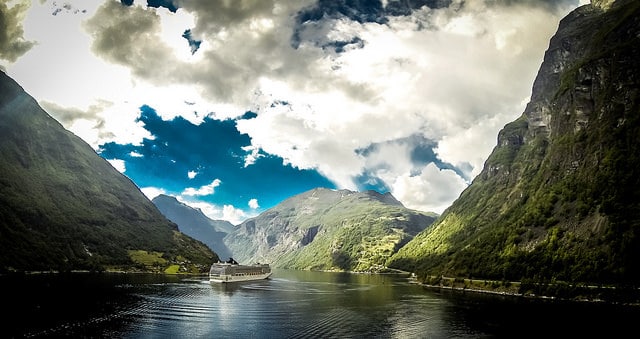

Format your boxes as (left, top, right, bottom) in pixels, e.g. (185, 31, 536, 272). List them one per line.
(209, 258, 272, 283)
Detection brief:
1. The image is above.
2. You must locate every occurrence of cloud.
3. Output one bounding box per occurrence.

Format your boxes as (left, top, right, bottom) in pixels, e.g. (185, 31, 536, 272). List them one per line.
(107, 158, 126, 173)
(84, 1, 172, 79)
(90, 0, 583, 214)
(236, 1, 579, 211)
(486, 0, 585, 10)
(177, 197, 252, 225)
(182, 179, 221, 197)
(222, 204, 248, 225)
(141, 186, 166, 200)
(0, 0, 35, 64)
(392, 163, 468, 214)
(41, 100, 153, 148)
(241, 145, 264, 167)
(83, 0, 315, 109)
(187, 170, 197, 179)
(5, 0, 585, 218)
(248, 198, 259, 209)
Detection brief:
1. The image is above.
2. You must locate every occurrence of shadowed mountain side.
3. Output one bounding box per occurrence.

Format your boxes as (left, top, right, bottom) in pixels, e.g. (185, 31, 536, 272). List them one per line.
(224, 187, 437, 272)
(153, 194, 234, 261)
(389, 0, 640, 287)
(0, 71, 217, 273)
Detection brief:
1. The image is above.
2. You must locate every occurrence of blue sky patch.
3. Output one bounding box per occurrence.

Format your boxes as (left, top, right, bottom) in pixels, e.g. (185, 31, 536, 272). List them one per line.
(98, 106, 335, 214)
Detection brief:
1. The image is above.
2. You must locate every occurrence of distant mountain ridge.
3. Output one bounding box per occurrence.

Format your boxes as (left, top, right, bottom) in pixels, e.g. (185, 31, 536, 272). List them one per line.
(389, 0, 640, 286)
(152, 194, 234, 260)
(224, 187, 437, 272)
(0, 71, 216, 273)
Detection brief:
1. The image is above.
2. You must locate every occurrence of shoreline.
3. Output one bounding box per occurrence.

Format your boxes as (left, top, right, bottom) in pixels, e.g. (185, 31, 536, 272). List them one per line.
(410, 276, 640, 306)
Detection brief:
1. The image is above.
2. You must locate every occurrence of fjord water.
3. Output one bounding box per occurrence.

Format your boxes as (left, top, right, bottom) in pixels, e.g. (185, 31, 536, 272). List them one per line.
(5, 270, 639, 338)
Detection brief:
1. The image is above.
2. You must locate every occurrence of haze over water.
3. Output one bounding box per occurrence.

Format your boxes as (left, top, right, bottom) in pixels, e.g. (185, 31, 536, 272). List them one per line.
(5, 269, 638, 338)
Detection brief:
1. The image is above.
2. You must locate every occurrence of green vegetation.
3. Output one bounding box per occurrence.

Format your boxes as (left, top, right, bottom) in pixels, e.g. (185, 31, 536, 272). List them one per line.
(129, 250, 168, 267)
(388, 0, 640, 295)
(0, 71, 217, 274)
(225, 188, 437, 272)
(164, 265, 181, 274)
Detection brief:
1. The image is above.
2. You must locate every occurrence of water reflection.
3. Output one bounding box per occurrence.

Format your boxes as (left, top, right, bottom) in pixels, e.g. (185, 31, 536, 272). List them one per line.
(4, 270, 639, 338)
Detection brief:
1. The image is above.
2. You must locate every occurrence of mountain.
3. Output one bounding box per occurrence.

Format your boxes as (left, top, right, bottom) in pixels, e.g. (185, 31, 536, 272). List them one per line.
(0, 71, 217, 273)
(224, 187, 437, 272)
(152, 194, 234, 260)
(389, 0, 640, 287)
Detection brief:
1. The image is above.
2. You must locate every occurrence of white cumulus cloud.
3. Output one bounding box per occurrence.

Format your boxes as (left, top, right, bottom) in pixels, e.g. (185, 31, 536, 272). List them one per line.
(107, 158, 126, 173)
(2, 0, 586, 216)
(140, 186, 166, 200)
(248, 198, 259, 209)
(181, 179, 221, 196)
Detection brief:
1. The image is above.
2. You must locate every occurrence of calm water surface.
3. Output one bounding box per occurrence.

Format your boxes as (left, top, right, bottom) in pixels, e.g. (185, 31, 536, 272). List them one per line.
(5, 269, 639, 338)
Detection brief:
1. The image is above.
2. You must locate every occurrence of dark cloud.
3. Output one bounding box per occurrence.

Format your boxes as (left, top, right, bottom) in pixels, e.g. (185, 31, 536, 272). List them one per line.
(85, 0, 309, 105)
(176, 0, 277, 36)
(484, 0, 581, 11)
(40, 100, 108, 127)
(296, 0, 387, 25)
(384, 0, 454, 16)
(84, 1, 174, 80)
(322, 37, 365, 53)
(292, 0, 452, 48)
(0, 1, 35, 63)
(98, 105, 334, 209)
(296, 0, 451, 25)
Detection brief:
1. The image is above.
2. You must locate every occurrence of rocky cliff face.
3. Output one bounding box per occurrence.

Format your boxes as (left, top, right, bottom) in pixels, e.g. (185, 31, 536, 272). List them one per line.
(224, 188, 436, 272)
(389, 0, 640, 285)
(0, 71, 216, 273)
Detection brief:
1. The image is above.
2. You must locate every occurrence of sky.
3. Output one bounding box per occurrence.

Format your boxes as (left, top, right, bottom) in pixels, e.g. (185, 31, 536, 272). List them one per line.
(0, 0, 589, 225)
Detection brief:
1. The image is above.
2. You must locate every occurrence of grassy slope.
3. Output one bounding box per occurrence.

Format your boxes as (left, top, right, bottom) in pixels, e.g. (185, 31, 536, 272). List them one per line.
(225, 188, 437, 272)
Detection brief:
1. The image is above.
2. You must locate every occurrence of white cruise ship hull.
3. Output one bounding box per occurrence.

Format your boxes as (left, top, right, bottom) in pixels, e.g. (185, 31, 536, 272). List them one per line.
(210, 271, 272, 283)
(209, 262, 272, 283)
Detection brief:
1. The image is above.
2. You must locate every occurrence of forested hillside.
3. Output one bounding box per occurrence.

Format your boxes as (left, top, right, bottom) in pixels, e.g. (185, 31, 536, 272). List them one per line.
(225, 188, 437, 272)
(389, 0, 640, 289)
(0, 71, 217, 273)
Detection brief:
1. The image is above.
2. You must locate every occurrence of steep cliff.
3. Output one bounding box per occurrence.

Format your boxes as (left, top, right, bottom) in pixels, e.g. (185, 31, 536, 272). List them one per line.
(224, 187, 437, 272)
(389, 0, 640, 285)
(153, 194, 234, 261)
(0, 71, 217, 273)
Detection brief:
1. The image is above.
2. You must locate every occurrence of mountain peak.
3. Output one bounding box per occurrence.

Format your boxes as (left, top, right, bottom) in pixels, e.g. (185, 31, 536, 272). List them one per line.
(153, 194, 179, 203)
(356, 190, 404, 207)
(225, 186, 437, 271)
(592, 0, 616, 10)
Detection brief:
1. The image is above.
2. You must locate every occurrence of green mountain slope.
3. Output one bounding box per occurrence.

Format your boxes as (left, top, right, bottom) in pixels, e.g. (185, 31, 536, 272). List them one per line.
(0, 71, 217, 273)
(153, 194, 234, 261)
(224, 188, 437, 272)
(389, 0, 640, 286)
